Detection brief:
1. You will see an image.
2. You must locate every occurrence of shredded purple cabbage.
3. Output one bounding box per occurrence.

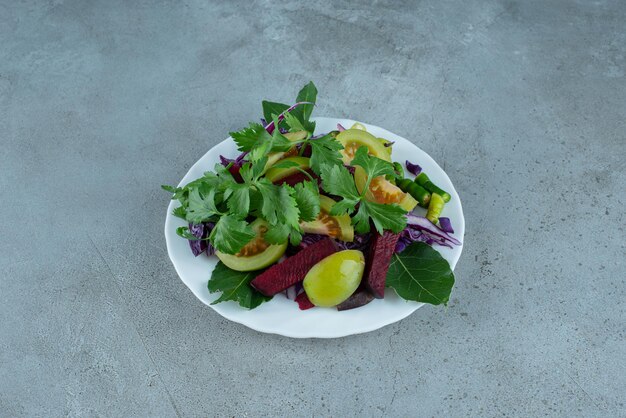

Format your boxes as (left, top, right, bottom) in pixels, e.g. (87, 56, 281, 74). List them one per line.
(438, 217, 454, 234)
(406, 215, 461, 246)
(384, 141, 395, 147)
(335, 234, 371, 253)
(395, 215, 461, 252)
(188, 222, 216, 256)
(405, 160, 422, 176)
(297, 234, 326, 251)
(337, 123, 346, 131)
(188, 223, 206, 256)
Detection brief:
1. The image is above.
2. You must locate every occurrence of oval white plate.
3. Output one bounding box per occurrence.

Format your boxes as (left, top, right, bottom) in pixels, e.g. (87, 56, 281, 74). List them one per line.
(165, 117, 464, 338)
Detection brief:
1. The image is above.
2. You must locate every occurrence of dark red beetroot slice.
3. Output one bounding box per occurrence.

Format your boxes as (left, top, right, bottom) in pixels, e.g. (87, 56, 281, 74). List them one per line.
(364, 231, 400, 298)
(274, 169, 319, 186)
(251, 238, 336, 296)
(295, 292, 315, 310)
(336, 289, 375, 311)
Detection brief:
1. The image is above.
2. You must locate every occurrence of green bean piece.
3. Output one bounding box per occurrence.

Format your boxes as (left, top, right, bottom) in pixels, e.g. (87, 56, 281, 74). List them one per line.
(415, 173, 451, 202)
(426, 193, 445, 224)
(393, 162, 404, 176)
(397, 178, 431, 207)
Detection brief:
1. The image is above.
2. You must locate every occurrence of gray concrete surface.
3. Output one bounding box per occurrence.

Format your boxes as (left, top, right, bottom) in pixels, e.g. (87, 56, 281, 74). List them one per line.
(1, 0, 624, 416)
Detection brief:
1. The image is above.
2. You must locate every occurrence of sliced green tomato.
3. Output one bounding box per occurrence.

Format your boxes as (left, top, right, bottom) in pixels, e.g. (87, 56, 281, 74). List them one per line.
(283, 130, 308, 141)
(301, 195, 354, 242)
(216, 219, 287, 271)
(350, 122, 367, 131)
(354, 167, 418, 212)
(377, 137, 393, 158)
(303, 250, 365, 307)
(336, 129, 391, 164)
(263, 130, 309, 172)
(264, 156, 310, 183)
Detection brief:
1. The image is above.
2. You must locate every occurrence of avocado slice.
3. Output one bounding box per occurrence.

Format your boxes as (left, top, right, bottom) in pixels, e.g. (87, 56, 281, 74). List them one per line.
(301, 195, 354, 242)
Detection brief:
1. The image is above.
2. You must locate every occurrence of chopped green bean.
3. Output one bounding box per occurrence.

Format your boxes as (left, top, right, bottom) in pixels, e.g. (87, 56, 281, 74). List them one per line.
(397, 178, 431, 207)
(415, 173, 451, 202)
(426, 193, 445, 224)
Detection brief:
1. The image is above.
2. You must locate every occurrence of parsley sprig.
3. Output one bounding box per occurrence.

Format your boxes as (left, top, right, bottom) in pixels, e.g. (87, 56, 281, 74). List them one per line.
(320, 146, 407, 234)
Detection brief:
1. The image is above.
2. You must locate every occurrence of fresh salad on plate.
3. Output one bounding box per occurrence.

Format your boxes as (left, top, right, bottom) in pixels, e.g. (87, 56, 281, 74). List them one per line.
(163, 82, 461, 311)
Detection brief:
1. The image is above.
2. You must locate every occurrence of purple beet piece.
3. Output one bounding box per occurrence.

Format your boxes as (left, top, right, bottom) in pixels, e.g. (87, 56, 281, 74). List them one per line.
(364, 231, 400, 298)
(251, 238, 337, 296)
(336, 290, 375, 311)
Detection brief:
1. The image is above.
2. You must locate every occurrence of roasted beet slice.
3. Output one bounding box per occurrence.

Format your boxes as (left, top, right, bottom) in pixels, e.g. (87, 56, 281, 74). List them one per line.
(364, 231, 400, 298)
(251, 238, 336, 296)
(295, 292, 315, 310)
(336, 289, 375, 311)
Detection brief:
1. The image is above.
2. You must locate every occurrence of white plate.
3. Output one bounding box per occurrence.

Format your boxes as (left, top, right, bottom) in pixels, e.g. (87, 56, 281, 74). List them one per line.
(165, 117, 464, 338)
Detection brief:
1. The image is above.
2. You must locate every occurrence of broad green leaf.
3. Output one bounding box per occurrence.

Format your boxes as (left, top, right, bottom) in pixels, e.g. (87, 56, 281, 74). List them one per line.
(208, 262, 271, 309)
(386, 243, 455, 305)
(295, 81, 317, 122)
(262, 101, 289, 125)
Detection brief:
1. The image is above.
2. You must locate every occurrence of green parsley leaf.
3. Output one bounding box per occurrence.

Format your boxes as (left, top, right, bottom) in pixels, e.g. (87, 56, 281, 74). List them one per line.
(251, 156, 268, 180)
(209, 215, 255, 254)
(329, 199, 358, 216)
(263, 223, 290, 245)
(359, 200, 407, 234)
(208, 261, 271, 309)
(226, 183, 250, 218)
(230, 123, 271, 152)
(172, 206, 187, 219)
(320, 164, 360, 201)
(277, 185, 300, 228)
(270, 160, 301, 170)
(308, 134, 344, 175)
(161, 184, 179, 194)
(292, 181, 320, 222)
(352, 203, 372, 234)
(186, 188, 221, 223)
(255, 180, 300, 228)
(386, 243, 455, 305)
(269, 128, 294, 153)
(176, 226, 208, 241)
(283, 112, 305, 132)
(289, 227, 303, 246)
(351, 146, 395, 185)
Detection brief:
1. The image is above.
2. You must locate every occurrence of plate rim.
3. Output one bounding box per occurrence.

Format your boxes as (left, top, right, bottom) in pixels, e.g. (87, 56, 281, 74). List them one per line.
(164, 116, 465, 338)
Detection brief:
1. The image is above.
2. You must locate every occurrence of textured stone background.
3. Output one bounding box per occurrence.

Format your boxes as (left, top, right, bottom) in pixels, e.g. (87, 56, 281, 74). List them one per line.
(1, 0, 624, 416)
